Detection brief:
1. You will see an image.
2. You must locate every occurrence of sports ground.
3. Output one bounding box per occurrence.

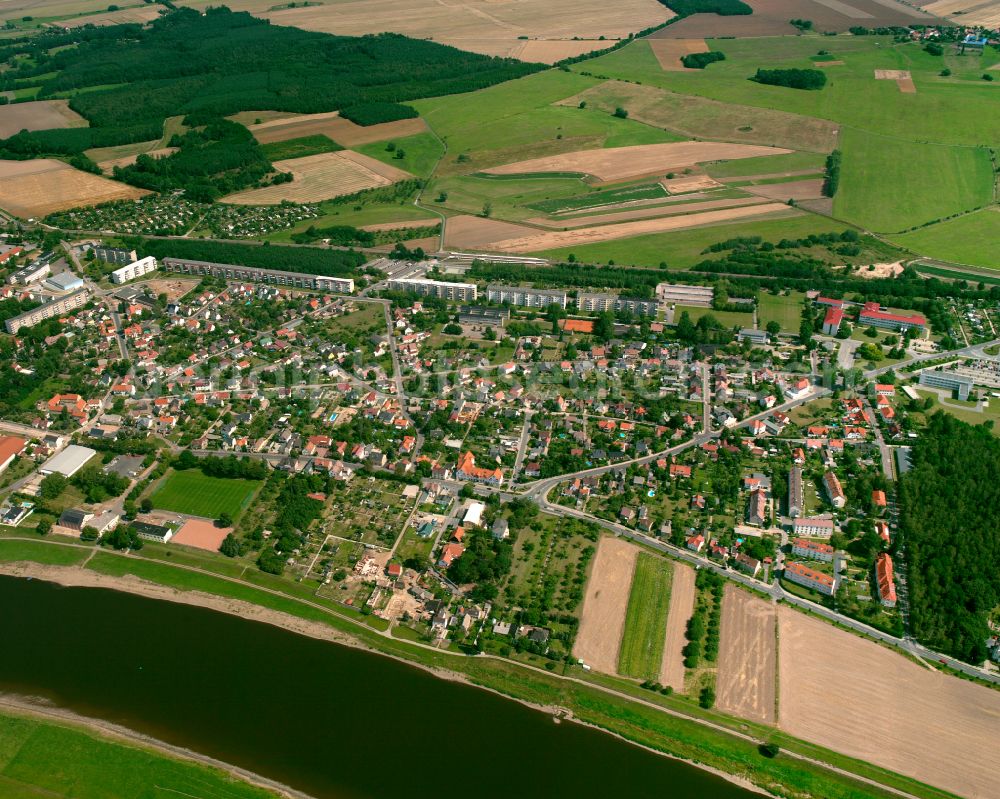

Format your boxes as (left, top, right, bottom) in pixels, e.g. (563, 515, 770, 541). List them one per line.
(148, 471, 261, 520)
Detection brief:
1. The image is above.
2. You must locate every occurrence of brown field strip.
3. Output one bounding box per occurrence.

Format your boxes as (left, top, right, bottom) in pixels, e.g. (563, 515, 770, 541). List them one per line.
(484, 142, 792, 183)
(526, 196, 770, 229)
(716, 585, 776, 724)
(0, 158, 148, 218)
(558, 80, 839, 154)
(53, 4, 162, 27)
(249, 112, 428, 147)
(744, 178, 826, 201)
(778, 606, 1000, 799)
(360, 219, 440, 233)
(0, 99, 87, 139)
(510, 40, 615, 63)
(442, 214, 539, 249)
(488, 203, 797, 252)
(223, 151, 411, 205)
(658, 562, 695, 691)
(648, 39, 709, 71)
(897, 77, 917, 93)
(573, 536, 640, 674)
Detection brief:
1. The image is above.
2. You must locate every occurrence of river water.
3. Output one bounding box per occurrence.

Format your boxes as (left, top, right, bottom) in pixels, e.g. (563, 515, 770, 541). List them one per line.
(0, 575, 756, 799)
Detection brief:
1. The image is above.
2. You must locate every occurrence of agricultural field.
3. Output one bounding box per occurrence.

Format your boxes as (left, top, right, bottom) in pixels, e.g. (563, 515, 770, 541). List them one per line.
(715, 585, 776, 724)
(354, 133, 445, 180)
(919, 0, 1000, 26)
(778, 605, 1000, 799)
(177, 0, 669, 60)
(893, 208, 1000, 269)
(0, 99, 87, 139)
(573, 536, 639, 674)
(223, 151, 412, 205)
(148, 470, 261, 520)
(53, 3, 163, 27)
(657, 562, 696, 691)
(247, 112, 428, 147)
(617, 552, 673, 680)
(0, 159, 148, 218)
(259, 134, 344, 162)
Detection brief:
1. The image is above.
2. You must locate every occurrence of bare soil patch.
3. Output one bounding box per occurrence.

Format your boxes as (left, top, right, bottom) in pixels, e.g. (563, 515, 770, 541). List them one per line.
(573, 536, 640, 674)
(852, 260, 903, 278)
(648, 39, 709, 71)
(0, 99, 87, 139)
(223, 151, 411, 205)
(658, 562, 695, 691)
(559, 81, 839, 154)
(442, 214, 538, 249)
(874, 69, 911, 79)
(653, 0, 940, 37)
(488, 202, 796, 252)
(716, 585, 776, 724)
(484, 142, 791, 183)
(0, 158, 148, 218)
(249, 112, 428, 147)
(252, 0, 669, 60)
(897, 77, 917, 93)
(744, 178, 826, 201)
(778, 605, 1000, 799)
(663, 174, 722, 193)
(527, 196, 769, 228)
(171, 518, 231, 552)
(141, 278, 198, 301)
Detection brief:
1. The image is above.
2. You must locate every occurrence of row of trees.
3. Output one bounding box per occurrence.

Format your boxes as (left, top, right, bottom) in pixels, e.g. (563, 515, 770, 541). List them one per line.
(136, 237, 365, 277)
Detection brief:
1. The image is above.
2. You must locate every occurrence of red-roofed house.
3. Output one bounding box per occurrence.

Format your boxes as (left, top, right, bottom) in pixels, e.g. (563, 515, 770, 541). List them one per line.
(875, 552, 897, 607)
(859, 302, 926, 332)
(0, 436, 27, 473)
(822, 306, 844, 335)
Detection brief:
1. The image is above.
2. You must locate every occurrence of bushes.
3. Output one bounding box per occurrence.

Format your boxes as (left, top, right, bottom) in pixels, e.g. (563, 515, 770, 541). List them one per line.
(822, 149, 841, 198)
(751, 68, 827, 90)
(339, 102, 417, 126)
(924, 42, 944, 56)
(681, 51, 726, 69)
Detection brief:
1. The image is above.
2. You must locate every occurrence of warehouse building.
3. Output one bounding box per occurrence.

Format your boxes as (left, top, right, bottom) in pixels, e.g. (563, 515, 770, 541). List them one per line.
(39, 444, 97, 478)
(656, 283, 713, 307)
(44, 271, 85, 293)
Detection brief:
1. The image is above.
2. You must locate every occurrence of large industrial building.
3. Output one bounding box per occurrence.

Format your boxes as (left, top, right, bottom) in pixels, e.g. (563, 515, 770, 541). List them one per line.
(163, 258, 354, 294)
(39, 444, 97, 478)
(656, 283, 713, 307)
(5, 289, 89, 334)
(387, 277, 477, 301)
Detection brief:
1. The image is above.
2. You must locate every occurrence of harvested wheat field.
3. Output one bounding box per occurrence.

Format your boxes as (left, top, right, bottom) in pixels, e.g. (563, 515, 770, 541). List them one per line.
(745, 178, 826, 201)
(0, 99, 88, 139)
(245, 0, 669, 60)
(97, 147, 177, 174)
(663, 174, 722, 193)
(485, 142, 791, 183)
(0, 159, 148, 218)
(716, 585, 776, 724)
(510, 40, 614, 63)
(560, 81, 839, 153)
(649, 39, 709, 70)
(224, 151, 412, 205)
(360, 219, 441, 233)
(921, 0, 1000, 25)
(54, 4, 162, 27)
(489, 202, 796, 252)
(658, 562, 696, 692)
(249, 112, 428, 147)
(442, 214, 538, 249)
(573, 536, 639, 674)
(528, 196, 770, 229)
(778, 606, 1000, 798)
(171, 518, 231, 552)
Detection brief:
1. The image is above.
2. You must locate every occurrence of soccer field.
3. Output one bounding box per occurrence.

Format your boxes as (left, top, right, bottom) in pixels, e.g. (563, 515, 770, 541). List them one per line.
(618, 553, 673, 680)
(149, 470, 261, 520)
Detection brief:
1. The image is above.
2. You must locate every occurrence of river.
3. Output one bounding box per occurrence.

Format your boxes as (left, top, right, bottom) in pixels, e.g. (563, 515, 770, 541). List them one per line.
(0, 575, 757, 799)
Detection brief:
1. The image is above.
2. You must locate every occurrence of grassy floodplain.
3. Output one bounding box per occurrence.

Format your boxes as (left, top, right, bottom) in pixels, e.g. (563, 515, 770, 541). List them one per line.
(618, 553, 673, 680)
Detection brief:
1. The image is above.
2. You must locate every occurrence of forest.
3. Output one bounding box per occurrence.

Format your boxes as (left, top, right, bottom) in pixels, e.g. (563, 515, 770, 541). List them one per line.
(0, 7, 540, 158)
(898, 414, 1000, 663)
(136, 238, 365, 277)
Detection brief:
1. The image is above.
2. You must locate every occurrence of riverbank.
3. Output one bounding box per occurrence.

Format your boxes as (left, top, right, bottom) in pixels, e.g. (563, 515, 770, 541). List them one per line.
(0, 695, 304, 799)
(0, 549, 953, 799)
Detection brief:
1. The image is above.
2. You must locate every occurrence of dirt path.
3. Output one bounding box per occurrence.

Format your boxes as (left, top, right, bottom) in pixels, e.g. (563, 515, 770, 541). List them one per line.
(716, 585, 776, 724)
(573, 536, 639, 674)
(778, 605, 1000, 798)
(658, 562, 695, 691)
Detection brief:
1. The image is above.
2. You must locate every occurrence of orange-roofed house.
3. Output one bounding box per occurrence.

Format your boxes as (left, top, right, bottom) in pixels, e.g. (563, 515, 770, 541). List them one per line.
(875, 552, 897, 607)
(438, 542, 465, 569)
(0, 436, 27, 473)
(872, 489, 887, 510)
(455, 451, 504, 487)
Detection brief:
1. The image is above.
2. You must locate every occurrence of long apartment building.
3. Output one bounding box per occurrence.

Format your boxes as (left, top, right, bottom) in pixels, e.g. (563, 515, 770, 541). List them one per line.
(577, 291, 658, 317)
(875, 552, 897, 607)
(788, 466, 803, 518)
(387, 277, 476, 302)
(5, 289, 88, 334)
(111, 256, 158, 285)
(784, 561, 837, 596)
(91, 246, 137, 265)
(486, 284, 567, 309)
(858, 301, 926, 332)
(791, 538, 834, 562)
(792, 516, 835, 538)
(823, 471, 846, 509)
(918, 369, 973, 401)
(656, 282, 714, 307)
(163, 258, 354, 294)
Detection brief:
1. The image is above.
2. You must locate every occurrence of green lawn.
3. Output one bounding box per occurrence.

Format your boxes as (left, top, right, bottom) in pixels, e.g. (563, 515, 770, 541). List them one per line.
(674, 304, 754, 329)
(892, 208, 1000, 270)
(833, 128, 994, 233)
(0, 538, 89, 566)
(260, 134, 343, 161)
(0, 711, 279, 799)
(355, 132, 445, 179)
(148, 470, 260, 519)
(618, 553, 673, 681)
(758, 291, 806, 333)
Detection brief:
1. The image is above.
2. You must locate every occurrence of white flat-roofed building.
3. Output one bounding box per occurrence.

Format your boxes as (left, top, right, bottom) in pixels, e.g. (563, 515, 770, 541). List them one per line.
(656, 283, 714, 307)
(792, 516, 835, 538)
(9, 261, 51, 286)
(39, 444, 97, 477)
(44, 271, 84, 293)
(463, 500, 486, 527)
(918, 369, 974, 401)
(111, 256, 158, 284)
(486, 284, 567, 309)
(388, 277, 477, 301)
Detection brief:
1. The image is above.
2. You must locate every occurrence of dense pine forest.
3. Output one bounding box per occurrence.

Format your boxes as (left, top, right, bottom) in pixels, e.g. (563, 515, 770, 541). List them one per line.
(898, 414, 1000, 663)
